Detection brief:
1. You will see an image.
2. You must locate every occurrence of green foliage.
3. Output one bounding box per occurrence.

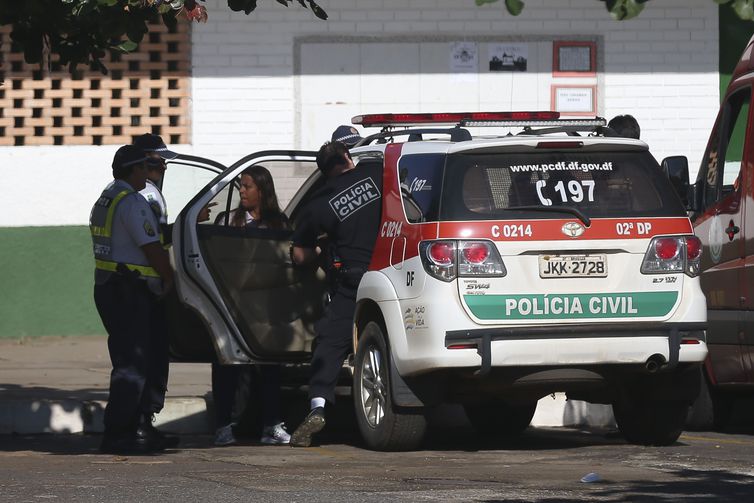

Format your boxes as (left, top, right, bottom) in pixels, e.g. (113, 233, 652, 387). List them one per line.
(481, 0, 754, 21)
(504, 0, 524, 16)
(229, 0, 327, 20)
(0, 0, 327, 74)
(718, 0, 754, 20)
(2, 0, 752, 76)
(604, 0, 650, 20)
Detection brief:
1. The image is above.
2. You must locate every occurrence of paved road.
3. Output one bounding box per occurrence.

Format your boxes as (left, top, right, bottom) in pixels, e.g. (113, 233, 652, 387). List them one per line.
(2, 427, 753, 502)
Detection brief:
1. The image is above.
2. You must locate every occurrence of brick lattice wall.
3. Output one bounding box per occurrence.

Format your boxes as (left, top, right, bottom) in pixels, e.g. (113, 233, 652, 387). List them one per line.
(0, 22, 191, 147)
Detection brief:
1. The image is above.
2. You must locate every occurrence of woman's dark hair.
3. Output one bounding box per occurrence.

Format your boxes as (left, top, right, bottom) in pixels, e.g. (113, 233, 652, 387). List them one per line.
(230, 165, 287, 229)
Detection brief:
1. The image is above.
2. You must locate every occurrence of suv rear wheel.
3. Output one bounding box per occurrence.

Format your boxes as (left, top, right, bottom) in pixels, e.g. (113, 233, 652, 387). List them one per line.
(353, 321, 427, 451)
(613, 397, 689, 446)
(463, 401, 537, 437)
(686, 369, 733, 431)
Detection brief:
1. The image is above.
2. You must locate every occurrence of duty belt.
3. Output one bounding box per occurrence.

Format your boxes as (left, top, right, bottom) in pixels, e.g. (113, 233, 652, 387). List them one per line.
(337, 266, 367, 288)
(95, 259, 159, 278)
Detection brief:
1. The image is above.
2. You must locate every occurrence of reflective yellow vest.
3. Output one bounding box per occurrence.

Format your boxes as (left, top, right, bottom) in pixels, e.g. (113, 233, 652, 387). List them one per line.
(90, 184, 160, 280)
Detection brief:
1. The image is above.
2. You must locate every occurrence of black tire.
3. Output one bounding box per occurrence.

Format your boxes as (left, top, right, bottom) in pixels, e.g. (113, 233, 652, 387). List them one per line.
(463, 401, 537, 437)
(353, 321, 427, 451)
(613, 398, 689, 446)
(686, 368, 736, 432)
(686, 369, 714, 431)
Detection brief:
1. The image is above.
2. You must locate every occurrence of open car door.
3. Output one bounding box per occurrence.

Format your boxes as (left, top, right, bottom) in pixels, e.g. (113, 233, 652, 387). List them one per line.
(158, 154, 227, 362)
(171, 151, 328, 365)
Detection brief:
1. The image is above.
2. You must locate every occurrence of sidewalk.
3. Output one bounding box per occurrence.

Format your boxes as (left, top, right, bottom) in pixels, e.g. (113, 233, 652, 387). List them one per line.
(0, 336, 212, 435)
(0, 336, 615, 435)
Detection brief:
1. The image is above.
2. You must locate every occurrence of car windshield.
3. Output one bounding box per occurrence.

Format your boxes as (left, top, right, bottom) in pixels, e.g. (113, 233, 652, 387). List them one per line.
(439, 150, 687, 221)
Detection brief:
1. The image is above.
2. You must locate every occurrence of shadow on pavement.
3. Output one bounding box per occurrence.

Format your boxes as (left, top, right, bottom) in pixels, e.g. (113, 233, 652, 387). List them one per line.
(488, 468, 754, 503)
(0, 382, 723, 455)
(0, 395, 629, 455)
(0, 383, 107, 402)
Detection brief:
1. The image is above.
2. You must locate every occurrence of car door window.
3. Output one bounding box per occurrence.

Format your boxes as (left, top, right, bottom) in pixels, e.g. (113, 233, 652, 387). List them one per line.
(162, 155, 226, 225)
(160, 155, 226, 361)
(702, 88, 751, 210)
(205, 179, 240, 226)
(398, 153, 445, 223)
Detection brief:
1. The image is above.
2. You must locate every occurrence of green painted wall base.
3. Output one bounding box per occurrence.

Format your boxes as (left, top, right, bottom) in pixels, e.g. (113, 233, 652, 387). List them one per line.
(0, 226, 105, 338)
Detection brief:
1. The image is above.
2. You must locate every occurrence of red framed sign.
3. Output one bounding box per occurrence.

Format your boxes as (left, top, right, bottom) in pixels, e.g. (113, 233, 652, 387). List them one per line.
(553, 41, 596, 77)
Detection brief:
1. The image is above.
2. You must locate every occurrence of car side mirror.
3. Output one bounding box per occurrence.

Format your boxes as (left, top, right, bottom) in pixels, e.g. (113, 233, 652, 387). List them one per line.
(661, 156, 691, 210)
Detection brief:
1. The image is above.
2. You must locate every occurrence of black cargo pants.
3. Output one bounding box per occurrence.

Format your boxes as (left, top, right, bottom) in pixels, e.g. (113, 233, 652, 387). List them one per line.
(94, 274, 168, 435)
(308, 280, 359, 404)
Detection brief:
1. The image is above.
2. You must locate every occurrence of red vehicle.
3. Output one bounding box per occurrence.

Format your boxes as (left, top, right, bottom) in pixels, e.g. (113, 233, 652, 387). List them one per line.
(685, 35, 754, 429)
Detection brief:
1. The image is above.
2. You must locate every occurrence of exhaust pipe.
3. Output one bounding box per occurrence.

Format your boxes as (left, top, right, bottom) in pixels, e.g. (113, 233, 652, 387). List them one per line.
(645, 354, 665, 373)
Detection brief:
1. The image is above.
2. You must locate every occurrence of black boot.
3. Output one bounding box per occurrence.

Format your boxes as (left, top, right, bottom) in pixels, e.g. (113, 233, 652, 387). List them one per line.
(137, 414, 180, 448)
(100, 430, 167, 455)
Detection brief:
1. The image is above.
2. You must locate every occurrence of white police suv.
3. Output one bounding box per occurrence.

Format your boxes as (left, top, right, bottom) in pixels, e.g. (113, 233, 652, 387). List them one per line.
(167, 111, 708, 451)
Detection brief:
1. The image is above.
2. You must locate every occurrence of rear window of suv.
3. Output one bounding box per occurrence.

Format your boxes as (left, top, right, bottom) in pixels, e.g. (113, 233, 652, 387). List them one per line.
(439, 150, 687, 221)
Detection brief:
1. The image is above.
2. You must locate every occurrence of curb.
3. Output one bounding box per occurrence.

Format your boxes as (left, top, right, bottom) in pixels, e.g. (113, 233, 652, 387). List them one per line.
(0, 397, 212, 435)
(0, 393, 614, 435)
(532, 393, 616, 428)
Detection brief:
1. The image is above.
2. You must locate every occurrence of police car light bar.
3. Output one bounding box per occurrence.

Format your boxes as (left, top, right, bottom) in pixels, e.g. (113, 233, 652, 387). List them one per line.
(463, 118, 606, 128)
(352, 111, 561, 128)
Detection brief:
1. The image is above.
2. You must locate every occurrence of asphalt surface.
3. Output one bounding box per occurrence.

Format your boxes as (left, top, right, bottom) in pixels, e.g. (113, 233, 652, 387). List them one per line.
(2, 427, 754, 502)
(3, 337, 754, 501)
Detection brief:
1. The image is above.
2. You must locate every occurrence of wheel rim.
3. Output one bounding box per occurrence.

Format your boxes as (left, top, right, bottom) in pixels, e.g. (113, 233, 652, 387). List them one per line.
(359, 344, 386, 427)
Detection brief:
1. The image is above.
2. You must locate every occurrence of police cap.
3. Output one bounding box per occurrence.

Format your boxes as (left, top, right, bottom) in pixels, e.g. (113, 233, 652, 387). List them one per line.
(134, 133, 179, 160)
(112, 144, 149, 170)
(330, 125, 363, 148)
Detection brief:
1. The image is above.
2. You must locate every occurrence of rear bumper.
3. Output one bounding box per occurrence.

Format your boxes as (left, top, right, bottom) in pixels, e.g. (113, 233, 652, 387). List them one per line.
(445, 322, 707, 377)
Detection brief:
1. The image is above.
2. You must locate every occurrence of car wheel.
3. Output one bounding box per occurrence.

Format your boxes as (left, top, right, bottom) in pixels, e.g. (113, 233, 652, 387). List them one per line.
(613, 397, 689, 446)
(463, 401, 537, 437)
(685, 367, 737, 432)
(353, 321, 427, 451)
(686, 368, 714, 431)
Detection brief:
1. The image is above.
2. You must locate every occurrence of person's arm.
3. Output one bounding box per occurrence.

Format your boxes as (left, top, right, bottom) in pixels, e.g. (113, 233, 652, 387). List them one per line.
(290, 214, 323, 266)
(124, 195, 175, 293)
(291, 245, 318, 265)
(198, 202, 218, 223)
(141, 241, 174, 293)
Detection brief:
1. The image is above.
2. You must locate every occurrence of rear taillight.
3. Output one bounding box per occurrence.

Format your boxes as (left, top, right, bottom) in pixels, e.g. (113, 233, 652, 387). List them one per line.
(641, 235, 701, 277)
(654, 238, 679, 260)
(462, 242, 490, 264)
(421, 240, 457, 281)
(685, 235, 702, 276)
(428, 241, 455, 266)
(459, 241, 506, 276)
(420, 240, 506, 282)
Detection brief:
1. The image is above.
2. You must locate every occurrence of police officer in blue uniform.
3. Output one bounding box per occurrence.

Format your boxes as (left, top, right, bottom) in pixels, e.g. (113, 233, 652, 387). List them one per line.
(288, 141, 383, 447)
(135, 133, 178, 229)
(90, 145, 178, 454)
(133, 133, 181, 440)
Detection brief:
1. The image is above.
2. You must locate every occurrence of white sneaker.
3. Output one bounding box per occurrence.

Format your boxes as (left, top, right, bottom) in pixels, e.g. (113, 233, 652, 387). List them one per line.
(214, 424, 237, 446)
(261, 422, 291, 445)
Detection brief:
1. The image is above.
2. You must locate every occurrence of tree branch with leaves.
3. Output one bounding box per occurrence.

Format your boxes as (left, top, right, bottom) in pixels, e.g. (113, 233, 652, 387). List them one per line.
(0, 0, 326, 73)
(2, 0, 752, 76)
(478, 0, 754, 21)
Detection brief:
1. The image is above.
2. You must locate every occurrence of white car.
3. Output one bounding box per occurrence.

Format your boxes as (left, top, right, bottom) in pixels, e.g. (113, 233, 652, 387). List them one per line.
(166, 112, 708, 451)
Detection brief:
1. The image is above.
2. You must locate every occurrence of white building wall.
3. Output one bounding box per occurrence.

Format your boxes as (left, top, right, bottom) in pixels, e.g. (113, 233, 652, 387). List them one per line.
(0, 0, 719, 227)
